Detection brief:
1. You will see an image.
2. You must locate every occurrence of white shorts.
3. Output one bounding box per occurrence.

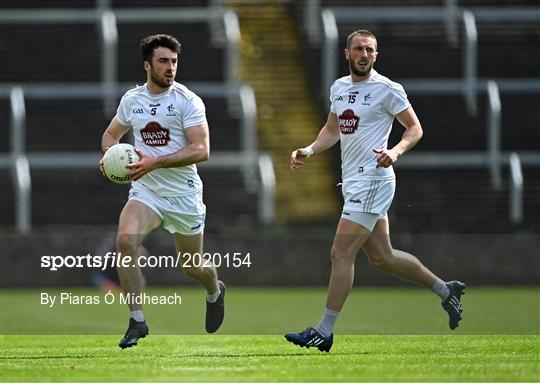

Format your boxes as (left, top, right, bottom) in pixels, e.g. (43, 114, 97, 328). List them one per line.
(128, 183, 206, 236)
(341, 211, 386, 232)
(341, 178, 395, 231)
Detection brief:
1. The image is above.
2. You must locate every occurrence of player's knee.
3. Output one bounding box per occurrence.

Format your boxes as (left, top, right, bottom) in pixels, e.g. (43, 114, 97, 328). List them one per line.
(182, 265, 201, 279)
(330, 243, 355, 264)
(116, 233, 139, 254)
(367, 252, 393, 270)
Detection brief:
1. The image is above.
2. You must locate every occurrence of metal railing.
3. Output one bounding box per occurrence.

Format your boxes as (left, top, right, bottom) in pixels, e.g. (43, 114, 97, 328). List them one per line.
(0, 84, 276, 231)
(486, 80, 502, 190)
(396, 78, 537, 225)
(395, 151, 529, 226)
(317, 3, 539, 225)
(257, 154, 276, 226)
(509, 152, 523, 225)
(305, 0, 322, 45)
(99, 9, 118, 116)
(320, 4, 540, 114)
(223, 10, 241, 106)
(9, 87, 31, 234)
(463, 10, 478, 115)
(238, 85, 258, 192)
(321, 9, 338, 100)
(1, 6, 241, 113)
(445, 0, 459, 47)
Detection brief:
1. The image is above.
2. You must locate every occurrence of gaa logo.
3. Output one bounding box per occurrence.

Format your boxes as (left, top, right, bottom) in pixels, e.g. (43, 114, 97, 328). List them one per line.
(140, 122, 170, 146)
(338, 109, 360, 134)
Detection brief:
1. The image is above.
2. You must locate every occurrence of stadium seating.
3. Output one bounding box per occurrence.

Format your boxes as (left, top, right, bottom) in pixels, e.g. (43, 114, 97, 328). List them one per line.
(0, 170, 14, 226)
(1, 0, 538, 289)
(1, 0, 95, 8)
(0, 11, 224, 84)
(0, 99, 9, 153)
(0, 1, 260, 228)
(1, 0, 211, 8)
(0, 24, 100, 83)
(4, 95, 244, 226)
(335, 21, 462, 79)
(118, 23, 226, 83)
(1, 0, 538, 233)
(293, 0, 539, 232)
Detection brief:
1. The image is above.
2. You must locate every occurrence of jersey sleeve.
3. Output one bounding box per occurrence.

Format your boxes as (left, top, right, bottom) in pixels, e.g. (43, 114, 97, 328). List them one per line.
(384, 83, 411, 116)
(115, 94, 130, 126)
(329, 81, 337, 113)
(183, 95, 207, 129)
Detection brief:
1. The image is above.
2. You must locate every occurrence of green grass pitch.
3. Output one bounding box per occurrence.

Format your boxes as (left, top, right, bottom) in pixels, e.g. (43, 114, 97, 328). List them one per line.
(1, 287, 539, 382)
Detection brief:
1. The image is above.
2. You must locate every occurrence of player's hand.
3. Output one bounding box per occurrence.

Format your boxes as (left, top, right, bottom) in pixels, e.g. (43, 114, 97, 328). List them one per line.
(290, 149, 306, 170)
(373, 148, 398, 168)
(98, 158, 106, 177)
(99, 146, 111, 177)
(127, 148, 158, 181)
(290, 147, 313, 170)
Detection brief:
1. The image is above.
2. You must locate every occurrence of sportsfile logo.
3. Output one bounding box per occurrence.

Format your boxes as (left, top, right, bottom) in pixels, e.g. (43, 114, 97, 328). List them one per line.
(40, 252, 252, 271)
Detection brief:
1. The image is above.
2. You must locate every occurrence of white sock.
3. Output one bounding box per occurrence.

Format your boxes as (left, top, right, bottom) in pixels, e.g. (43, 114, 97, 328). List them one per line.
(206, 287, 221, 303)
(131, 309, 144, 322)
(431, 278, 450, 300)
(314, 307, 340, 338)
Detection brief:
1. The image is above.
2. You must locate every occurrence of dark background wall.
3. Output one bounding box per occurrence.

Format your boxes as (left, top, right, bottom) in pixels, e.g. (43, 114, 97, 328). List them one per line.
(1, 228, 538, 287)
(1, 0, 539, 287)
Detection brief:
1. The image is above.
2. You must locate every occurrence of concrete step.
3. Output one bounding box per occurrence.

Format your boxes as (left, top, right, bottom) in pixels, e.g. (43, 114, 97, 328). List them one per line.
(228, 0, 339, 222)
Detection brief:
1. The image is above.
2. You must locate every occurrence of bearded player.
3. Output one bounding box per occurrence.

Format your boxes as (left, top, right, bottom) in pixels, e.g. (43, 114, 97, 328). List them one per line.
(285, 30, 465, 352)
(99, 34, 225, 349)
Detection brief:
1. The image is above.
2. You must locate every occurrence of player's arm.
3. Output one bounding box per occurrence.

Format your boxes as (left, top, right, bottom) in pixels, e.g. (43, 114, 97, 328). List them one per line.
(128, 123, 209, 181)
(154, 123, 209, 167)
(101, 117, 131, 153)
(290, 112, 340, 170)
(373, 106, 423, 168)
(99, 117, 131, 175)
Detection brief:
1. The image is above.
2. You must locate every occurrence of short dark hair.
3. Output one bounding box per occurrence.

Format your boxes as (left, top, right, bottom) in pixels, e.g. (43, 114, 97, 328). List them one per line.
(346, 29, 377, 49)
(140, 34, 182, 63)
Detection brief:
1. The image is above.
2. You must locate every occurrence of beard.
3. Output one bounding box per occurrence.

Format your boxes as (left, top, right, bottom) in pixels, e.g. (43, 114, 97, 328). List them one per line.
(349, 59, 372, 77)
(149, 68, 174, 89)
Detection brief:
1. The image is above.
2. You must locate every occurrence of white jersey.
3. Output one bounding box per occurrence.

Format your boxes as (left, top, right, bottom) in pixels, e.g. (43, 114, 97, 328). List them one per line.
(330, 71, 410, 182)
(116, 81, 207, 196)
